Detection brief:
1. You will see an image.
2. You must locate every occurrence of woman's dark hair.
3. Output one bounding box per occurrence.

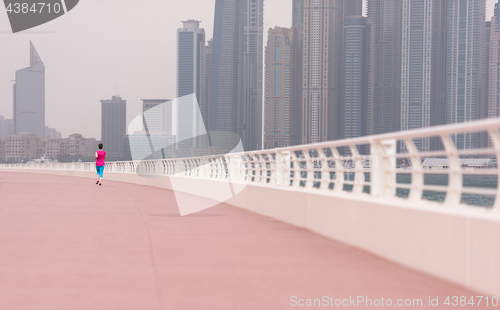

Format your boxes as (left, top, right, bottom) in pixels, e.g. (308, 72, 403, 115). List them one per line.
(98, 143, 103, 150)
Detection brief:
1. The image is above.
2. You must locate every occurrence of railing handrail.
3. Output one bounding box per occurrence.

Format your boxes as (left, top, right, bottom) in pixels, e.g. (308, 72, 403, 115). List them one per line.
(2, 118, 500, 212)
(226, 117, 500, 156)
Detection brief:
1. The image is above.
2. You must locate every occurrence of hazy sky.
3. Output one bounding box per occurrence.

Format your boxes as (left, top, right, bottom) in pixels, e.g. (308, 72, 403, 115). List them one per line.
(0, 0, 497, 139)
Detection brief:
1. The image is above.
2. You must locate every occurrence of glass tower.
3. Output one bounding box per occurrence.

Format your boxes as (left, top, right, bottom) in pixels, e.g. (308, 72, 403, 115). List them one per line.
(367, 0, 403, 135)
(264, 27, 300, 149)
(242, 0, 264, 151)
(445, 0, 486, 149)
(101, 96, 126, 158)
(400, 0, 445, 151)
(209, 0, 245, 152)
(177, 20, 207, 154)
(342, 16, 374, 141)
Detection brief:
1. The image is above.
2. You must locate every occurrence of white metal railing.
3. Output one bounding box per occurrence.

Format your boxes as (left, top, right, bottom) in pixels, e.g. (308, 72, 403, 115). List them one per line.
(2, 118, 500, 211)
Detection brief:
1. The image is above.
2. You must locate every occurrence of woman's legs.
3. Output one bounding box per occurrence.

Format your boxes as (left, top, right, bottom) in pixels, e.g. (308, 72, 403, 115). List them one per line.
(96, 166, 104, 184)
(98, 166, 104, 185)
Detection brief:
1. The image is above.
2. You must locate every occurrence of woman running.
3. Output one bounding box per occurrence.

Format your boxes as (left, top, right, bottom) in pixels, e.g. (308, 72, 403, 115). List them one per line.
(95, 143, 106, 186)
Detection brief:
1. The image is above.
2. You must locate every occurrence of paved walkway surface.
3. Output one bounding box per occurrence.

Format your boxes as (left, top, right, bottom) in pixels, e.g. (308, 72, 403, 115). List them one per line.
(0, 172, 493, 309)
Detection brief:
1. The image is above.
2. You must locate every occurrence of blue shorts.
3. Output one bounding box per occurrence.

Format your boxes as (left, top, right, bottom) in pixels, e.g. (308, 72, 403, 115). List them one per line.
(96, 165, 105, 178)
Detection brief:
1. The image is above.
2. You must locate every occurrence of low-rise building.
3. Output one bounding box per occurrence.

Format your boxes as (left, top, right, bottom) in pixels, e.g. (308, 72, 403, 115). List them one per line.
(45, 139, 62, 159)
(0, 133, 99, 162)
(3, 133, 47, 162)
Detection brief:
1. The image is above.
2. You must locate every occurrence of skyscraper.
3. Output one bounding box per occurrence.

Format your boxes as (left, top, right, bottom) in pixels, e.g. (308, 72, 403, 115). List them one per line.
(489, 2, 500, 120)
(210, 0, 245, 151)
(177, 20, 206, 104)
(400, 0, 445, 151)
(297, 0, 361, 145)
(4, 119, 14, 136)
(342, 16, 374, 141)
(479, 6, 491, 148)
(445, 0, 486, 149)
(125, 99, 174, 161)
(202, 39, 213, 130)
(301, 0, 344, 144)
(14, 41, 45, 136)
(264, 27, 300, 149)
(101, 96, 126, 158)
(177, 20, 207, 152)
(142, 99, 171, 133)
(242, 0, 264, 151)
(367, 0, 403, 135)
(343, 0, 363, 16)
(292, 0, 304, 145)
(143, 99, 169, 114)
(292, 0, 303, 29)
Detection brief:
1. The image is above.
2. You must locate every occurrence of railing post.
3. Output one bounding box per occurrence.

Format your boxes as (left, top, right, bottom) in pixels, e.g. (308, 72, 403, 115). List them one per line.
(318, 148, 329, 190)
(290, 151, 301, 188)
(441, 134, 462, 207)
(404, 138, 424, 202)
(331, 146, 344, 193)
(349, 144, 365, 195)
(303, 149, 314, 189)
(275, 151, 291, 186)
(371, 139, 396, 198)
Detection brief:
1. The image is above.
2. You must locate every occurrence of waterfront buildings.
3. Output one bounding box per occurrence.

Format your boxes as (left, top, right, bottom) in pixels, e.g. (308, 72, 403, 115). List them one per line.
(2, 133, 46, 162)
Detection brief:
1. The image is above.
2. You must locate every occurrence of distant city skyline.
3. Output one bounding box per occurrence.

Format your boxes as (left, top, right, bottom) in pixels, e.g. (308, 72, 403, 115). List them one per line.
(0, 0, 497, 141)
(0, 0, 294, 140)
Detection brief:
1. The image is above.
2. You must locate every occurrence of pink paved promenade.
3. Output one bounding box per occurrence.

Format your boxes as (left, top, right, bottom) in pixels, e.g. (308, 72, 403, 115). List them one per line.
(0, 172, 493, 309)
